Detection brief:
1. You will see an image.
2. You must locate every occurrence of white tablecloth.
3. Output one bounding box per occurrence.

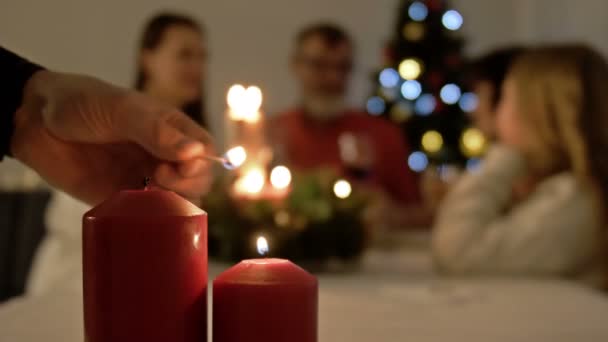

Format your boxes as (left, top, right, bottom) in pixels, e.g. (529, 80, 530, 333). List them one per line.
(2, 248, 608, 342)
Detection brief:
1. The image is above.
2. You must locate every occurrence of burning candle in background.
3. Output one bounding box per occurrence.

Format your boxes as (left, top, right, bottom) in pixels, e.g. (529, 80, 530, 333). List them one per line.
(333, 179, 352, 199)
(83, 182, 208, 342)
(234, 167, 266, 197)
(270, 165, 292, 190)
(213, 237, 318, 342)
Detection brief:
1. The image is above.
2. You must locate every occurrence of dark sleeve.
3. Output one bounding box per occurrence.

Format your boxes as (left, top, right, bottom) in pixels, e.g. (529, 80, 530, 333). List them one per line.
(0, 47, 44, 160)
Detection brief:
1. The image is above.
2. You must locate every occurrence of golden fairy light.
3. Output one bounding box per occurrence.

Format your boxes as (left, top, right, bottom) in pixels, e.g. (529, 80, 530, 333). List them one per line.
(460, 127, 487, 157)
(398, 58, 423, 80)
(421, 130, 444, 153)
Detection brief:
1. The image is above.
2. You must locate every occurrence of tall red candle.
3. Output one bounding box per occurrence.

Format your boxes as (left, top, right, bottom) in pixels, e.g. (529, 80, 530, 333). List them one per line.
(83, 187, 207, 342)
(213, 257, 318, 342)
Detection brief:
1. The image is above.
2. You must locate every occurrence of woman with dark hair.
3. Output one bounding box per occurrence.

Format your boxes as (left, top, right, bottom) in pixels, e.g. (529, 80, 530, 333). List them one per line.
(26, 13, 210, 296)
(135, 12, 208, 127)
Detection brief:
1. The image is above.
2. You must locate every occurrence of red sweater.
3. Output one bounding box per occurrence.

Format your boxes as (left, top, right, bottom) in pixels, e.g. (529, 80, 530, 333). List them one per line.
(270, 109, 419, 204)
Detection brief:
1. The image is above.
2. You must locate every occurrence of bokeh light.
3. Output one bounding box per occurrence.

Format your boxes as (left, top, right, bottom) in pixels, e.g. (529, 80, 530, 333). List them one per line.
(414, 94, 437, 116)
(270, 165, 292, 189)
(333, 179, 352, 199)
(408, 151, 429, 172)
(379, 68, 400, 88)
(390, 102, 414, 122)
(402, 22, 425, 42)
(227, 84, 246, 109)
(421, 130, 444, 153)
(401, 80, 422, 100)
(442, 10, 463, 31)
(408, 1, 428, 21)
(440, 83, 462, 104)
(398, 58, 423, 80)
(459, 92, 479, 112)
(366, 96, 386, 116)
(460, 127, 487, 157)
(237, 168, 265, 194)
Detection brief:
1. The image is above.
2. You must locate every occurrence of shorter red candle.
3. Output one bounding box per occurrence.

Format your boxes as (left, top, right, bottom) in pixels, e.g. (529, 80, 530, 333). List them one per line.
(213, 245, 318, 342)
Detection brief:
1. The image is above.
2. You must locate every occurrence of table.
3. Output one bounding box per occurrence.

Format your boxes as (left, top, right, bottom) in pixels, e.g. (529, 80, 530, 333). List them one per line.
(1, 248, 608, 342)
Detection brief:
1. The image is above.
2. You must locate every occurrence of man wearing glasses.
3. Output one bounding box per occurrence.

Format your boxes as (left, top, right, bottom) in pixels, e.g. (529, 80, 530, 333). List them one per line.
(271, 23, 421, 222)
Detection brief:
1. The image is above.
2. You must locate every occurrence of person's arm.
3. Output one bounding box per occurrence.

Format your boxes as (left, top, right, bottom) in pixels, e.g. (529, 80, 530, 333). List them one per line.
(432, 145, 599, 275)
(0, 47, 44, 160)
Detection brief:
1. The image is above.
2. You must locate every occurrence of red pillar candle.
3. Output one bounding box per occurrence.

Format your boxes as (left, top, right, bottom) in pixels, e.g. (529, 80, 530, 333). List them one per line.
(213, 251, 318, 342)
(83, 186, 207, 342)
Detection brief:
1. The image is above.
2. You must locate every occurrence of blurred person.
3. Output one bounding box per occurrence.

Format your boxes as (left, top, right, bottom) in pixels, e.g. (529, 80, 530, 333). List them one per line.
(421, 47, 526, 212)
(135, 12, 208, 127)
(270, 23, 424, 230)
(432, 45, 608, 288)
(468, 47, 526, 140)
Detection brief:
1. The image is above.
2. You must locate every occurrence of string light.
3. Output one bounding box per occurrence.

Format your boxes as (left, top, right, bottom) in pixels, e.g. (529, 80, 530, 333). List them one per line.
(459, 92, 478, 112)
(408, 151, 428, 172)
(408, 1, 428, 21)
(402, 22, 425, 42)
(414, 94, 437, 116)
(421, 130, 444, 153)
(401, 80, 422, 100)
(366, 96, 386, 115)
(440, 83, 462, 104)
(333, 179, 352, 199)
(460, 127, 487, 157)
(442, 10, 463, 31)
(390, 102, 413, 122)
(398, 58, 423, 80)
(379, 68, 400, 88)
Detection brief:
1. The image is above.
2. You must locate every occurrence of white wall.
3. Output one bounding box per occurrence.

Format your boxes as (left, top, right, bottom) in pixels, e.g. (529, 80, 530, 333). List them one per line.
(2, 0, 607, 145)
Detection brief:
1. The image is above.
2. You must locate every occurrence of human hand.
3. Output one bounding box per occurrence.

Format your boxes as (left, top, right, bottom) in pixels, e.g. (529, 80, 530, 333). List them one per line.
(11, 71, 213, 205)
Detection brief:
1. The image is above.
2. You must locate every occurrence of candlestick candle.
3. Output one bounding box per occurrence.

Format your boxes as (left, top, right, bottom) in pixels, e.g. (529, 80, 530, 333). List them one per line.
(213, 237, 318, 342)
(83, 185, 208, 342)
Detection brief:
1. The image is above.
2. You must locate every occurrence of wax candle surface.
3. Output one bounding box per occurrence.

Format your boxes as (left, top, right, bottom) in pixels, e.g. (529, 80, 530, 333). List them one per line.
(213, 258, 318, 342)
(83, 189, 207, 342)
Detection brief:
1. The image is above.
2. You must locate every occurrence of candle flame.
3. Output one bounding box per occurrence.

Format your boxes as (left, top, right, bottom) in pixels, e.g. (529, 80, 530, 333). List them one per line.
(227, 84, 263, 123)
(227, 84, 246, 109)
(235, 167, 265, 194)
(270, 165, 291, 189)
(257, 236, 269, 256)
(333, 179, 352, 199)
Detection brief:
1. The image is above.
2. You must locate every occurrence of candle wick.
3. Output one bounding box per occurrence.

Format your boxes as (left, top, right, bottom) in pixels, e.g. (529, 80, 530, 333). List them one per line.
(143, 177, 152, 190)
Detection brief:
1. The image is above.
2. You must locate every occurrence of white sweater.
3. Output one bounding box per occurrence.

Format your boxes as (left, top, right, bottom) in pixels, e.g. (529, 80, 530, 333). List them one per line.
(432, 145, 604, 286)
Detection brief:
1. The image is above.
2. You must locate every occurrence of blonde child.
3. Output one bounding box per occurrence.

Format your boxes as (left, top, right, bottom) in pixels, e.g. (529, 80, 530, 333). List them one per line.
(432, 45, 608, 287)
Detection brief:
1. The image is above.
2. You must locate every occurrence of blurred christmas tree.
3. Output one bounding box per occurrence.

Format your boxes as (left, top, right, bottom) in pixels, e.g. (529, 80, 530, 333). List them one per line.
(367, 0, 485, 172)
